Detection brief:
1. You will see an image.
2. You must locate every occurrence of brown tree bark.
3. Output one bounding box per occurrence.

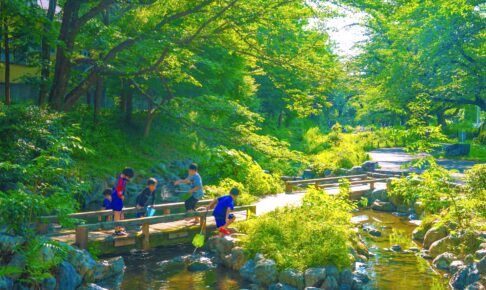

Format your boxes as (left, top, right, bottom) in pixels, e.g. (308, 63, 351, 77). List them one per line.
(143, 108, 157, 138)
(94, 76, 103, 123)
(126, 86, 133, 124)
(3, 7, 11, 105)
(38, 0, 57, 105)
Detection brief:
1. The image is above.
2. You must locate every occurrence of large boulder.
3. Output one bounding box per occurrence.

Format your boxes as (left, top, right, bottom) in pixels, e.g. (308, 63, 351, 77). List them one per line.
(67, 248, 97, 281)
(93, 256, 125, 281)
(339, 268, 354, 286)
(279, 269, 305, 289)
(240, 259, 257, 283)
(255, 258, 278, 286)
(449, 264, 480, 290)
(424, 227, 448, 249)
(305, 267, 327, 287)
(361, 161, 378, 172)
(371, 200, 396, 212)
(321, 275, 339, 290)
(477, 256, 486, 275)
(364, 189, 389, 203)
(433, 252, 456, 271)
(429, 236, 455, 258)
(58, 261, 83, 290)
(208, 236, 236, 257)
(0, 234, 25, 252)
(475, 249, 486, 260)
(228, 247, 247, 271)
(7, 253, 26, 279)
(0, 277, 13, 290)
(158, 256, 188, 276)
(450, 260, 466, 274)
(465, 282, 485, 290)
(412, 227, 428, 242)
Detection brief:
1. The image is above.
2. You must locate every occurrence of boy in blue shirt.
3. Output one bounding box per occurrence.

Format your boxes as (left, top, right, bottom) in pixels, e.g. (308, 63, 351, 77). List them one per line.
(100, 189, 113, 222)
(207, 188, 239, 236)
(174, 163, 204, 224)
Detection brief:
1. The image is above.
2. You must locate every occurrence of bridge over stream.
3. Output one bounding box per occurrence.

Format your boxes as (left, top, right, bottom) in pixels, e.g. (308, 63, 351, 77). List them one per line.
(40, 173, 396, 255)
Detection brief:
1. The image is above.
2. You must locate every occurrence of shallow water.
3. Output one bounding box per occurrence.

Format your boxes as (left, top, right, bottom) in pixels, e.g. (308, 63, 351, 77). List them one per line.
(112, 210, 447, 290)
(117, 246, 249, 290)
(355, 210, 447, 290)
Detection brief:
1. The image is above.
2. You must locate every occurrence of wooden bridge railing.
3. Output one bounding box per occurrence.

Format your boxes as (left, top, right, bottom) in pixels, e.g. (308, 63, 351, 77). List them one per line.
(37, 199, 214, 233)
(284, 174, 369, 193)
(74, 204, 257, 250)
(319, 178, 389, 191)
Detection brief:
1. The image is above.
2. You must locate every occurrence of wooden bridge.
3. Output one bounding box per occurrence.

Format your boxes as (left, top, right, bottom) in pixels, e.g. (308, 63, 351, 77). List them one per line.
(39, 172, 400, 254)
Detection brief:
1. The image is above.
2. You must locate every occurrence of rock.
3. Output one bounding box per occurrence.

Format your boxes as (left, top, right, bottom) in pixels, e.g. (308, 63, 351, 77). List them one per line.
(477, 256, 486, 274)
(158, 256, 188, 276)
(371, 188, 389, 202)
(433, 252, 456, 271)
(279, 269, 305, 289)
(339, 284, 352, 290)
(465, 282, 485, 290)
(408, 247, 420, 253)
(210, 236, 236, 256)
(480, 243, 486, 249)
(371, 200, 396, 212)
(187, 261, 211, 272)
(340, 268, 353, 286)
(93, 256, 125, 281)
(429, 236, 455, 257)
(321, 275, 339, 290)
(77, 283, 108, 290)
(465, 254, 475, 265)
(367, 229, 382, 237)
(240, 260, 257, 283)
(228, 247, 247, 271)
(412, 227, 428, 242)
(67, 248, 97, 281)
(41, 277, 56, 290)
(450, 260, 465, 274)
(353, 271, 370, 284)
(58, 261, 82, 290)
(361, 161, 378, 172)
(444, 144, 470, 157)
(391, 245, 402, 252)
(0, 234, 25, 251)
(304, 288, 321, 290)
(325, 266, 339, 278)
(356, 242, 369, 257)
(413, 201, 425, 217)
(7, 253, 26, 279)
(449, 264, 480, 290)
(475, 249, 486, 260)
(255, 258, 278, 286)
(305, 267, 327, 287)
(424, 226, 448, 249)
(0, 277, 13, 290)
(269, 283, 299, 290)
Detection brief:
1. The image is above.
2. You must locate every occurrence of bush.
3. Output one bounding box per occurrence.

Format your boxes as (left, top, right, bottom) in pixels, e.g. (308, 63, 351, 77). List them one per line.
(237, 189, 355, 271)
(204, 178, 257, 205)
(201, 146, 283, 196)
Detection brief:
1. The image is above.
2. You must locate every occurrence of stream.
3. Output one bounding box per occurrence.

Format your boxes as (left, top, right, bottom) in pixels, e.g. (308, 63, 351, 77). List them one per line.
(108, 210, 447, 290)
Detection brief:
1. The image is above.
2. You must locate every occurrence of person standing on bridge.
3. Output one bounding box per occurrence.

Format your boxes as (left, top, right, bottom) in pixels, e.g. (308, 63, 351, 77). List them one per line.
(174, 163, 204, 224)
(135, 177, 158, 217)
(112, 167, 135, 236)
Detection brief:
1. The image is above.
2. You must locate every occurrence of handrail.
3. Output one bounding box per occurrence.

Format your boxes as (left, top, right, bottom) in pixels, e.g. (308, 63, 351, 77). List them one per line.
(285, 174, 368, 185)
(78, 205, 255, 231)
(39, 199, 213, 222)
(319, 178, 388, 188)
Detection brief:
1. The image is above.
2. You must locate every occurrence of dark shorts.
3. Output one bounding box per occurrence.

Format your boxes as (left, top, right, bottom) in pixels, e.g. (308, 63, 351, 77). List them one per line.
(215, 214, 235, 228)
(111, 198, 123, 212)
(185, 196, 199, 211)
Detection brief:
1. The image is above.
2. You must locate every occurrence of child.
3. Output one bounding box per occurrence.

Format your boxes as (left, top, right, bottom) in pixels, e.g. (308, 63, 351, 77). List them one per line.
(207, 187, 239, 236)
(112, 167, 134, 236)
(174, 163, 203, 224)
(101, 189, 113, 222)
(135, 178, 158, 218)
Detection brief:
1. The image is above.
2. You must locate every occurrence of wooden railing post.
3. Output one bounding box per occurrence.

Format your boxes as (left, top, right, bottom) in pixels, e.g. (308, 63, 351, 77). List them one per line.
(315, 181, 320, 189)
(386, 178, 392, 190)
(247, 205, 256, 220)
(285, 182, 293, 194)
(142, 223, 150, 250)
(163, 208, 171, 215)
(370, 180, 375, 191)
(75, 226, 88, 250)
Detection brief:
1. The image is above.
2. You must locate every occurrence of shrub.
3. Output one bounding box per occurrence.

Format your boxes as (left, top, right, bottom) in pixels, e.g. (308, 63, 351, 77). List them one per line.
(204, 178, 257, 205)
(237, 189, 355, 271)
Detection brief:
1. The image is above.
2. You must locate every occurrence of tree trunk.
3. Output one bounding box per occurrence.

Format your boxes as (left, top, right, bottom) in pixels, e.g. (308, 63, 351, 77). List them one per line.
(86, 90, 92, 107)
(38, 0, 57, 105)
(144, 109, 157, 138)
(3, 10, 11, 105)
(49, 0, 81, 110)
(277, 110, 283, 128)
(120, 79, 127, 113)
(94, 76, 103, 123)
(126, 87, 133, 124)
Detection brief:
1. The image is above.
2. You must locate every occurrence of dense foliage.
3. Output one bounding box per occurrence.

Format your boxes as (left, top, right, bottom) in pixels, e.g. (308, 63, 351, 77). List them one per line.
(237, 189, 356, 271)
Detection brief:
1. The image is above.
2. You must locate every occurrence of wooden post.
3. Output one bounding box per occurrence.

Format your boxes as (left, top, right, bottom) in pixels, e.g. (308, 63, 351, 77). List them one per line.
(142, 223, 150, 251)
(386, 178, 392, 190)
(315, 181, 320, 189)
(163, 208, 171, 215)
(247, 205, 257, 219)
(285, 182, 293, 194)
(370, 180, 375, 191)
(75, 226, 88, 249)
